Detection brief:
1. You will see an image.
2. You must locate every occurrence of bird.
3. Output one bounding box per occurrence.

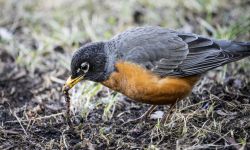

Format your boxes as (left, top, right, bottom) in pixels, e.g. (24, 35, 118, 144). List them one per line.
(63, 26, 250, 124)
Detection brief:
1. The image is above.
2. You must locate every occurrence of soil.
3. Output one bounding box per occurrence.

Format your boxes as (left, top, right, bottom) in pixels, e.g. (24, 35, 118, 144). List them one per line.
(1, 48, 250, 150)
(0, 1, 250, 149)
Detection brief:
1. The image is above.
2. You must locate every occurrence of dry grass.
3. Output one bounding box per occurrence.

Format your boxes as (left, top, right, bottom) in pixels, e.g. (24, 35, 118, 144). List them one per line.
(0, 0, 250, 149)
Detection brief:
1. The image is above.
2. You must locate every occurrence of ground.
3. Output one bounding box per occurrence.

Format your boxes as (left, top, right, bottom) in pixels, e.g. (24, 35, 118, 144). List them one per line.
(0, 0, 250, 149)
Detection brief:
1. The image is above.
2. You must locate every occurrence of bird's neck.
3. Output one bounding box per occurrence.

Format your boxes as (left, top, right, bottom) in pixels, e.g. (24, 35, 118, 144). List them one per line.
(102, 41, 119, 80)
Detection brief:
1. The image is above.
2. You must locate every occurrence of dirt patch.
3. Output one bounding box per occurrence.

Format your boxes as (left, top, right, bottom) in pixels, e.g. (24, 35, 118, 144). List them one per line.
(0, 49, 250, 149)
(1, 0, 250, 149)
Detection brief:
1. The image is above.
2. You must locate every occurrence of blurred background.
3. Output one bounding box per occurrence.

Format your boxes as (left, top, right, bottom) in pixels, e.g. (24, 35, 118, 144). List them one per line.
(1, 0, 250, 71)
(0, 0, 250, 149)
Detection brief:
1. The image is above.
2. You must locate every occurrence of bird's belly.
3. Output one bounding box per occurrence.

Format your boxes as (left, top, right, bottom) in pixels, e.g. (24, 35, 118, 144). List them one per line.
(102, 61, 200, 105)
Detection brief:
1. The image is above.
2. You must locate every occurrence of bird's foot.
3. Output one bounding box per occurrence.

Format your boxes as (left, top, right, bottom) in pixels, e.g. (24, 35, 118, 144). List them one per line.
(122, 115, 148, 125)
(159, 104, 176, 125)
(122, 105, 157, 125)
(121, 104, 177, 126)
(159, 113, 171, 125)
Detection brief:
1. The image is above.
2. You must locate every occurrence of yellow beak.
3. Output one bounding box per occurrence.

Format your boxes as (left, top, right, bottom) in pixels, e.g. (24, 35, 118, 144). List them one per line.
(63, 75, 84, 91)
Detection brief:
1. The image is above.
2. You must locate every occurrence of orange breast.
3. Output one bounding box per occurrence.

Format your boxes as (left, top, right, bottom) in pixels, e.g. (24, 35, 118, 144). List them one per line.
(102, 61, 200, 105)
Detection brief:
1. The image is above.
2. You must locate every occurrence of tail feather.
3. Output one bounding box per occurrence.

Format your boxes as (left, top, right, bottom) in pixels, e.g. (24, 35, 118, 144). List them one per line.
(235, 41, 250, 52)
(211, 40, 250, 66)
(229, 41, 250, 54)
(216, 40, 250, 55)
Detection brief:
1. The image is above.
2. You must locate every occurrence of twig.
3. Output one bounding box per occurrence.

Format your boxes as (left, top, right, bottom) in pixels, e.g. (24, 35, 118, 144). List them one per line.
(0, 129, 19, 135)
(13, 111, 28, 136)
(50, 76, 65, 85)
(5, 112, 64, 123)
(61, 127, 70, 150)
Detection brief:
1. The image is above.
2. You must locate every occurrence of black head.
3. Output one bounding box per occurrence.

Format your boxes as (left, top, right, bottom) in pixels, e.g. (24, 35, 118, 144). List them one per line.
(70, 42, 107, 82)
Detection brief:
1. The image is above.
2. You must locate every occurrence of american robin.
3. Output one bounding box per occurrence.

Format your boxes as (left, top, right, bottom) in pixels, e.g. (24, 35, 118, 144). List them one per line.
(63, 26, 250, 124)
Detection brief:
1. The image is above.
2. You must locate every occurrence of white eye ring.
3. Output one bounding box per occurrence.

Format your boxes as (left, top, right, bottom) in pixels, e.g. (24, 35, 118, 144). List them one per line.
(80, 62, 89, 73)
(76, 68, 81, 73)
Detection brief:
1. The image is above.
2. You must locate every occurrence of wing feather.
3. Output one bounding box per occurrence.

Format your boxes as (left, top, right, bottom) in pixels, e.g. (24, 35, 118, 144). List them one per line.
(111, 27, 229, 77)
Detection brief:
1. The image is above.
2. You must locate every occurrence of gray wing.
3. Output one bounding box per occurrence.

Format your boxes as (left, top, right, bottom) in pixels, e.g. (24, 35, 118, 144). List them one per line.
(111, 26, 233, 77)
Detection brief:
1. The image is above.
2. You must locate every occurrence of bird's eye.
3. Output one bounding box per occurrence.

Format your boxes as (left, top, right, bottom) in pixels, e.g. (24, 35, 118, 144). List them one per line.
(80, 62, 89, 73)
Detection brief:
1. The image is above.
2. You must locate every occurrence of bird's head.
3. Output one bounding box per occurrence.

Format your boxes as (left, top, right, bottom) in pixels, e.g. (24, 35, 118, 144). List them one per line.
(63, 42, 107, 91)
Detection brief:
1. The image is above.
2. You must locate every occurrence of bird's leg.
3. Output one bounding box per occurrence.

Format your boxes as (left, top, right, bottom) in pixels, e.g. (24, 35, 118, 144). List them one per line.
(137, 105, 157, 121)
(123, 105, 157, 124)
(160, 103, 176, 125)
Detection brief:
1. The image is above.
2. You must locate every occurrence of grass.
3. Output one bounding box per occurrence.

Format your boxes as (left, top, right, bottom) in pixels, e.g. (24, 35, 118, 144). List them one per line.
(1, 0, 250, 149)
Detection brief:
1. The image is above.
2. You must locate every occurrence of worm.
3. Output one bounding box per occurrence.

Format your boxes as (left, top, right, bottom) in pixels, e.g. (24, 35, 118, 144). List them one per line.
(63, 85, 72, 126)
